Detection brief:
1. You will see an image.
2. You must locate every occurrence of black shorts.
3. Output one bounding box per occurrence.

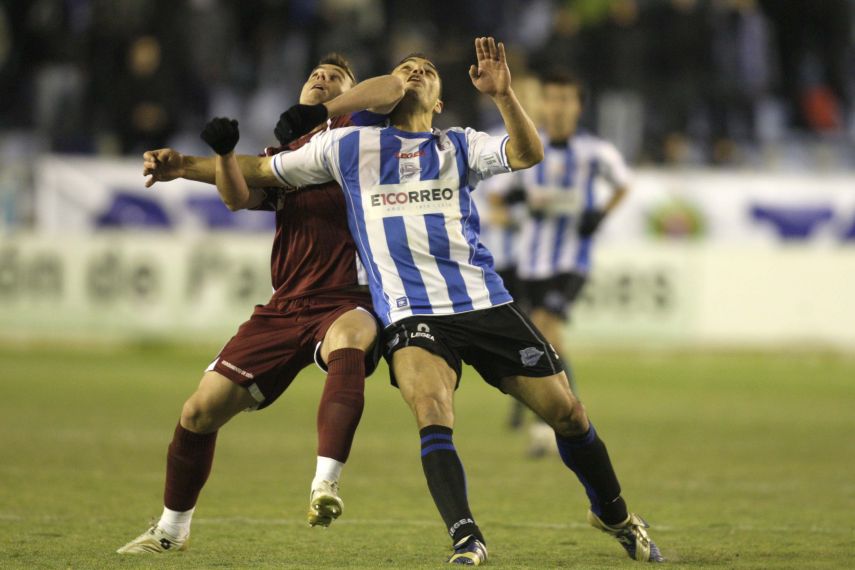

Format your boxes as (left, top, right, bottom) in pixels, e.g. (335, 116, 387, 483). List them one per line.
(382, 303, 564, 390)
(519, 271, 588, 319)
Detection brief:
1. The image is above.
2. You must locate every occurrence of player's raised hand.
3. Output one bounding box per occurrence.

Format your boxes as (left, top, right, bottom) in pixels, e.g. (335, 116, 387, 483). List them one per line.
(274, 104, 328, 146)
(469, 37, 511, 98)
(200, 117, 240, 155)
(143, 148, 185, 188)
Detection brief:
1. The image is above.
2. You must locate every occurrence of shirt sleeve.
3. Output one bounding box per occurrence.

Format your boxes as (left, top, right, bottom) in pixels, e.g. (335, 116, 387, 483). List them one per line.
(464, 127, 511, 181)
(598, 141, 632, 188)
(269, 129, 337, 188)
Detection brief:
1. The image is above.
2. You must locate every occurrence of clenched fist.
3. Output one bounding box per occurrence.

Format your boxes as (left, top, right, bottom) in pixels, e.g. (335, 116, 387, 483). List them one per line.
(200, 117, 240, 155)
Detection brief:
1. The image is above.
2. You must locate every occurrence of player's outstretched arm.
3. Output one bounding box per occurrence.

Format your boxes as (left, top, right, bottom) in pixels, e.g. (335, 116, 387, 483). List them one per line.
(143, 148, 278, 192)
(199, 118, 283, 210)
(274, 75, 405, 145)
(143, 149, 214, 187)
(469, 37, 543, 171)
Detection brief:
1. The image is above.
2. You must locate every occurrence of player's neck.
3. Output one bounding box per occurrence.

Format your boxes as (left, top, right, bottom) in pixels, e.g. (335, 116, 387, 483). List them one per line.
(389, 107, 433, 133)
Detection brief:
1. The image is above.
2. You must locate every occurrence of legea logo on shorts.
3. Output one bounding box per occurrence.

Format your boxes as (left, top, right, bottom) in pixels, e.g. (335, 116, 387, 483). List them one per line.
(363, 179, 460, 219)
(410, 322, 435, 342)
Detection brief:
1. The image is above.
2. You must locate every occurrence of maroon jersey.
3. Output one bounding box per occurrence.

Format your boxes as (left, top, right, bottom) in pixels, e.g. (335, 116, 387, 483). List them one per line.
(252, 115, 363, 302)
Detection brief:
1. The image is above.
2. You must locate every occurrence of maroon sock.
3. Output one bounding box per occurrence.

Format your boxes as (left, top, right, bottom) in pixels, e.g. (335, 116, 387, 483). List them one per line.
(317, 348, 366, 462)
(163, 422, 218, 511)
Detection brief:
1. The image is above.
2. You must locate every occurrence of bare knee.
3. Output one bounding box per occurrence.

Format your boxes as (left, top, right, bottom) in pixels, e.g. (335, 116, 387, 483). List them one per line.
(409, 392, 454, 428)
(393, 348, 457, 428)
(180, 396, 219, 434)
(323, 310, 377, 356)
(179, 373, 250, 433)
(548, 400, 590, 438)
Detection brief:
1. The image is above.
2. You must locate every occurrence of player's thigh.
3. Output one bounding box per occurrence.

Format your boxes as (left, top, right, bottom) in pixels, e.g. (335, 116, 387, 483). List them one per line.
(391, 346, 457, 427)
(320, 307, 378, 360)
(500, 372, 588, 436)
(181, 371, 257, 433)
(529, 308, 564, 350)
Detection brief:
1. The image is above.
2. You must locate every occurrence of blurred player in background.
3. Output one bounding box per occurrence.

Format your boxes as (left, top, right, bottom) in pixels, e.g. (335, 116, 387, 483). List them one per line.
(200, 37, 661, 565)
(514, 69, 631, 456)
(117, 55, 405, 554)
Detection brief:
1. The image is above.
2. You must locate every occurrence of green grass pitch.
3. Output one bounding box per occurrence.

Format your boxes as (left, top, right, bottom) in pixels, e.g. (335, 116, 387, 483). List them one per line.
(1, 343, 853, 568)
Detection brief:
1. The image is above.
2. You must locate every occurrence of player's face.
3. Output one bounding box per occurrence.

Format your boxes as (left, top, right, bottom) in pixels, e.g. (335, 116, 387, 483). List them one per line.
(299, 64, 354, 105)
(542, 84, 582, 138)
(392, 57, 442, 113)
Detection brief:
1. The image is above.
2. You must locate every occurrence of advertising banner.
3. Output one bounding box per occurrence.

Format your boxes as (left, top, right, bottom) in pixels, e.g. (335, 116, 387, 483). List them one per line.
(3, 235, 853, 349)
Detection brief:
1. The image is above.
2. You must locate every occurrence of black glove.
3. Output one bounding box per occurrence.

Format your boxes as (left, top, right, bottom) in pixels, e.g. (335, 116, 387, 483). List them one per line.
(578, 209, 605, 237)
(200, 117, 239, 155)
(274, 103, 329, 145)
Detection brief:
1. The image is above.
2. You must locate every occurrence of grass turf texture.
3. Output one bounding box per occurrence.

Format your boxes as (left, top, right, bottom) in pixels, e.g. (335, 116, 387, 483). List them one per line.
(0, 344, 853, 568)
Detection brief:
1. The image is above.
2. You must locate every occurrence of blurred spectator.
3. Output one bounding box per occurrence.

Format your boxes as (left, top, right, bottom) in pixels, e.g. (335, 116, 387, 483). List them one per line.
(586, 0, 647, 162)
(112, 35, 181, 154)
(529, 4, 587, 76)
(0, 0, 851, 165)
(644, 0, 714, 164)
(708, 0, 771, 164)
(0, 0, 28, 128)
(759, 0, 852, 133)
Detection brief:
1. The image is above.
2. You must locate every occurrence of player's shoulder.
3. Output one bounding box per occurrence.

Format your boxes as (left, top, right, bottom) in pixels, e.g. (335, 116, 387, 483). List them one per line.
(442, 126, 487, 137)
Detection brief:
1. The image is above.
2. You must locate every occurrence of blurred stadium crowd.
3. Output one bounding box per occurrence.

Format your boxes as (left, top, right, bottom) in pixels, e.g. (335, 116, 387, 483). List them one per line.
(0, 0, 853, 169)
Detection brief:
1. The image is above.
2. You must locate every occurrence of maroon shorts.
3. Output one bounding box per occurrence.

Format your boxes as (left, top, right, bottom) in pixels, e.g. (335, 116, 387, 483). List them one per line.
(207, 290, 379, 410)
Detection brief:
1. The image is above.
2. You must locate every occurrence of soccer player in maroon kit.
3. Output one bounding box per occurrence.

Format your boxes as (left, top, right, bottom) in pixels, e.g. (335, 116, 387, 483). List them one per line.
(117, 54, 405, 553)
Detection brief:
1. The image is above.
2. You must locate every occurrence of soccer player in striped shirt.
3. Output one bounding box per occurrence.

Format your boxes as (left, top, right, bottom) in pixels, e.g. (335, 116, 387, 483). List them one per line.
(517, 69, 630, 367)
(204, 38, 662, 564)
(513, 70, 631, 456)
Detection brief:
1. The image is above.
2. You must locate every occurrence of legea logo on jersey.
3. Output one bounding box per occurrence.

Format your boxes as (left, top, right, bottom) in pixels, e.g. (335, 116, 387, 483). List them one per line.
(363, 179, 460, 219)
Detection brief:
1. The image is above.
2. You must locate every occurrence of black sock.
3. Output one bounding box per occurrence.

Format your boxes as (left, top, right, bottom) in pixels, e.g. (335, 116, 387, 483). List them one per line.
(420, 425, 485, 545)
(555, 423, 629, 525)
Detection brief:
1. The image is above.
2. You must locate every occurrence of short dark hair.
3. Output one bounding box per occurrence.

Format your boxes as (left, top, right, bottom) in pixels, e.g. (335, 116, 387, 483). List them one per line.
(393, 52, 437, 71)
(540, 68, 585, 102)
(392, 52, 442, 97)
(317, 53, 357, 84)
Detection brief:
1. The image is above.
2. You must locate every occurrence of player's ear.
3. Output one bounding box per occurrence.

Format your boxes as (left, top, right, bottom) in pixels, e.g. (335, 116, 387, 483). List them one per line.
(433, 99, 444, 115)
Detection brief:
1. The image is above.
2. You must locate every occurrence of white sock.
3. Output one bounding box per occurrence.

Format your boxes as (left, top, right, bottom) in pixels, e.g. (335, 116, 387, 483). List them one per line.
(158, 506, 195, 539)
(311, 456, 344, 490)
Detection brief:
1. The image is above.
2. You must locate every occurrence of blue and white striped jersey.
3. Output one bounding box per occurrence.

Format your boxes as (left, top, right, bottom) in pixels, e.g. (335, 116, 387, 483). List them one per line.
(517, 132, 630, 280)
(270, 125, 514, 326)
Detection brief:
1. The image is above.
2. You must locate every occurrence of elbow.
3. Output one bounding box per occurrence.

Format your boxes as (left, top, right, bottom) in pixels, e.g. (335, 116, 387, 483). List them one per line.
(223, 198, 246, 212)
(528, 144, 545, 166)
(514, 149, 544, 170)
(508, 139, 544, 170)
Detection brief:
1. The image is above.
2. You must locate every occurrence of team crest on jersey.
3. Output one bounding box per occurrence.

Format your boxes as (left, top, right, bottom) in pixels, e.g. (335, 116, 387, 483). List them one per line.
(399, 160, 421, 181)
(519, 347, 545, 367)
